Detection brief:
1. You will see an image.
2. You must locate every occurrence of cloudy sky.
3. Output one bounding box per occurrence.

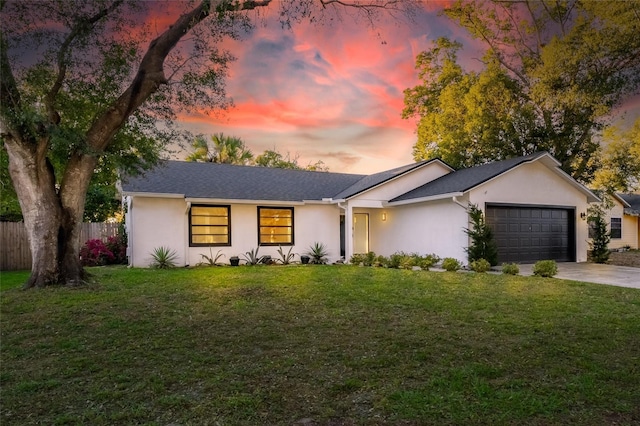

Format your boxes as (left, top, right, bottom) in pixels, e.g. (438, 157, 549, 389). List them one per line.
(168, 1, 638, 175)
(168, 1, 488, 174)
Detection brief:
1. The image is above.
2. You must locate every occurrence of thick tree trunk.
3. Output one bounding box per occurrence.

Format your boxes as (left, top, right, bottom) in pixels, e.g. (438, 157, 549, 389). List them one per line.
(4, 139, 89, 288)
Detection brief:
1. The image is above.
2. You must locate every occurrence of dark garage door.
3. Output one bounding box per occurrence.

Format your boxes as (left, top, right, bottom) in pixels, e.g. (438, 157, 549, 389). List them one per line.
(486, 205, 574, 263)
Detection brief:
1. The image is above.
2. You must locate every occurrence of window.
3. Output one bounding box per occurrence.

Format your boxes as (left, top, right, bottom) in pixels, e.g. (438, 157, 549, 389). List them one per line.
(610, 217, 622, 239)
(190, 205, 230, 246)
(258, 207, 294, 245)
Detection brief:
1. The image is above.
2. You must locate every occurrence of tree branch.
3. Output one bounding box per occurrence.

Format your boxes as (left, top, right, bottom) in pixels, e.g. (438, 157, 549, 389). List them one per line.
(45, 0, 125, 126)
(320, 0, 404, 10)
(0, 32, 20, 120)
(85, 0, 271, 153)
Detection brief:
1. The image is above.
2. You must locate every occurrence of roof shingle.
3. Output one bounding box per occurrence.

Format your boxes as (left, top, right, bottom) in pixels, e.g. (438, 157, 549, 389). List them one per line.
(121, 161, 365, 201)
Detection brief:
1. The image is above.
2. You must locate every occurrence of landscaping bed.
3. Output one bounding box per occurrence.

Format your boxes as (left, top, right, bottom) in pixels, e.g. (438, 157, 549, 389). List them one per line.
(2, 266, 639, 425)
(608, 249, 640, 267)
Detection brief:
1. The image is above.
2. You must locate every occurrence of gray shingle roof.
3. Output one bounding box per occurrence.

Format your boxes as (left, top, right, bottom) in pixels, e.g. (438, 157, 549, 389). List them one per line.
(122, 152, 585, 205)
(390, 153, 548, 202)
(121, 161, 365, 202)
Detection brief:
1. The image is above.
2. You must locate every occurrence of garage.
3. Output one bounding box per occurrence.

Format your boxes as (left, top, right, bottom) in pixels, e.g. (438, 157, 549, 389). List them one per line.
(486, 205, 575, 263)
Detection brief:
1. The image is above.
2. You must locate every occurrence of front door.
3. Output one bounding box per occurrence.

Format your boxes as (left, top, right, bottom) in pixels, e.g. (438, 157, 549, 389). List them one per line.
(353, 213, 369, 254)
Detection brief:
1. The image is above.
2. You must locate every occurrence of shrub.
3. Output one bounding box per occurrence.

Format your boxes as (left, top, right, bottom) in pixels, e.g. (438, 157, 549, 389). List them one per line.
(470, 258, 491, 273)
(105, 234, 127, 264)
(198, 248, 225, 266)
(276, 246, 296, 265)
(350, 252, 378, 266)
(80, 239, 115, 266)
(533, 260, 558, 277)
(501, 263, 520, 275)
(441, 257, 462, 272)
(384, 252, 440, 270)
(465, 204, 499, 266)
(387, 252, 403, 269)
(416, 253, 440, 270)
(374, 255, 388, 267)
(149, 246, 178, 269)
(306, 242, 329, 264)
(242, 247, 261, 265)
(588, 203, 611, 264)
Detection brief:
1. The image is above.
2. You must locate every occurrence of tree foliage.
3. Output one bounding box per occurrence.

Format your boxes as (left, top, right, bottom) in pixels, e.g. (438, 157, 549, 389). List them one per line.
(403, 0, 640, 182)
(0, 144, 22, 221)
(592, 118, 640, 193)
(186, 133, 254, 165)
(255, 149, 328, 171)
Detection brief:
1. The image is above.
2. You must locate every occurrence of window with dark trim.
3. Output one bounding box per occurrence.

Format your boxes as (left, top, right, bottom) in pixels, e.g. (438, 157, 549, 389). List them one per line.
(190, 205, 231, 246)
(610, 217, 622, 239)
(258, 207, 294, 245)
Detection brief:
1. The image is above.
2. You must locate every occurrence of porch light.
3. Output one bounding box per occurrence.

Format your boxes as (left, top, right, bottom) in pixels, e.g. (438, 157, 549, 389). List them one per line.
(382, 212, 387, 221)
(580, 212, 587, 220)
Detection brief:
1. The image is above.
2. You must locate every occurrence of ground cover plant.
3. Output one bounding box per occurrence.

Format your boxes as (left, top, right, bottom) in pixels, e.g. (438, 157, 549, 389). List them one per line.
(1, 266, 639, 425)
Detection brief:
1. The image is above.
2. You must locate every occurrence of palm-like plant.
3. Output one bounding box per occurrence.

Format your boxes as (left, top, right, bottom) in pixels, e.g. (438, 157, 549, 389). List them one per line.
(149, 246, 178, 269)
(306, 242, 329, 264)
(186, 133, 253, 165)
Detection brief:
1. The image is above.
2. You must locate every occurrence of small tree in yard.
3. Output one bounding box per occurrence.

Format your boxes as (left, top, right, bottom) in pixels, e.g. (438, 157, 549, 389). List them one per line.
(588, 203, 611, 264)
(465, 204, 498, 266)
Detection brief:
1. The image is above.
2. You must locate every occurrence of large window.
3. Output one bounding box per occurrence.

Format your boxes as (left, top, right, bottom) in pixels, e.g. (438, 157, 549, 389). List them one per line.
(610, 217, 622, 239)
(190, 205, 230, 246)
(258, 207, 294, 245)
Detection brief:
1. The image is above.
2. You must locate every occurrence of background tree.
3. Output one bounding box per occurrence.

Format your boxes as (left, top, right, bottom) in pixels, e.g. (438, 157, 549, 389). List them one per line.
(186, 133, 254, 165)
(255, 149, 328, 171)
(0, 144, 22, 221)
(592, 119, 640, 194)
(1, 0, 414, 288)
(403, 0, 640, 182)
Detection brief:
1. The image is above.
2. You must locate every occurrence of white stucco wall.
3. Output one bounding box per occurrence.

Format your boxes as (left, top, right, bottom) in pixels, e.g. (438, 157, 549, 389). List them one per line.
(363, 198, 469, 263)
(350, 161, 452, 203)
(128, 196, 188, 268)
(127, 197, 342, 267)
(467, 161, 592, 262)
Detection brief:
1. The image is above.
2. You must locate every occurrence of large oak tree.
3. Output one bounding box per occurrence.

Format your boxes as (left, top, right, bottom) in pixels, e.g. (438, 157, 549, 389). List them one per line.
(403, 0, 640, 182)
(0, 0, 415, 288)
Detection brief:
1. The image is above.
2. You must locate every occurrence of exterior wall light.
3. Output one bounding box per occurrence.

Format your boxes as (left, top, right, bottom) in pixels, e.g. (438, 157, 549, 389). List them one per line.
(382, 212, 387, 221)
(580, 212, 587, 220)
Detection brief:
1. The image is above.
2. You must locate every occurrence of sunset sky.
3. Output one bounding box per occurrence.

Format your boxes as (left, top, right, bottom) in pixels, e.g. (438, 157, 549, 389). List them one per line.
(164, 1, 639, 175)
(170, 1, 487, 174)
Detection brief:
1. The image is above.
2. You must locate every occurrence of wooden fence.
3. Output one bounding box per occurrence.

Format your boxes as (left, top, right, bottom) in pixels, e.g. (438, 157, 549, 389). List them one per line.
(0, 222, 120, 271)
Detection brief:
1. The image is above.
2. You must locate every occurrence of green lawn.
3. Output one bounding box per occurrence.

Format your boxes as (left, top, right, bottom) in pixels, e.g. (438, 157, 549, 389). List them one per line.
(1, 266, 639, 425)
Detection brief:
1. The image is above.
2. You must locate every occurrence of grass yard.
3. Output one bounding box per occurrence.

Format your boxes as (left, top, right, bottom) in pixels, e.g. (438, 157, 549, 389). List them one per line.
(1, 266, 639, 425)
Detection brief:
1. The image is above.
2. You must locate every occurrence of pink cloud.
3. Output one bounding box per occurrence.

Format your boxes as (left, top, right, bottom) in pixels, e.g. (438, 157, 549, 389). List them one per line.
(173, 2, 489, 173)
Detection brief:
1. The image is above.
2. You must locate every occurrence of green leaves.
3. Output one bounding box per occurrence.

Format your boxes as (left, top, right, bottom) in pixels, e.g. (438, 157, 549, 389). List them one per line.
(405, 1, 640, 183)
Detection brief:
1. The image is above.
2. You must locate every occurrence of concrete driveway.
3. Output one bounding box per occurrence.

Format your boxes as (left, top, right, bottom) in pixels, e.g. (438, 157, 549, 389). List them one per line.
(517, 262, 640, 289)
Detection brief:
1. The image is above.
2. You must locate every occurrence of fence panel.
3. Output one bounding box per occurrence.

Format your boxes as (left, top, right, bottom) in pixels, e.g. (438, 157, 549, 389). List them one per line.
(0, 222, 119, 271)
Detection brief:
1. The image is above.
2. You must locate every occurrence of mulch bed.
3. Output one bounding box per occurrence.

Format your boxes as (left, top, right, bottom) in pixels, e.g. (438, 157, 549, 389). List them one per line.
(607, 250, 640, 268)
